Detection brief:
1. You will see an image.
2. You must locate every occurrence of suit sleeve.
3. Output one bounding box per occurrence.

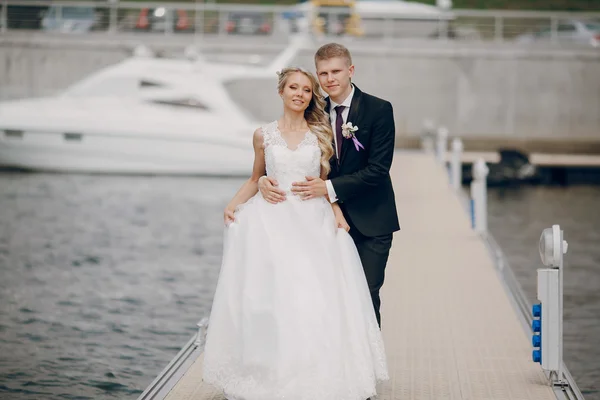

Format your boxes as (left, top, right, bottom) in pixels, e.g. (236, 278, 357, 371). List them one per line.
(330, 101, 395, 201)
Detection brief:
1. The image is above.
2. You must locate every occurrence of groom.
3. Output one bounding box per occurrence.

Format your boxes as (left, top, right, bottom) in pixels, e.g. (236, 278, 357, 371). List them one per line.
(259, 43, 400, 327)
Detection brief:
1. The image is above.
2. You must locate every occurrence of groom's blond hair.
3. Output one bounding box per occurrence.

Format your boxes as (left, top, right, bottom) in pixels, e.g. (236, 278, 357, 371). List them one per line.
(314, 43, 352, 67)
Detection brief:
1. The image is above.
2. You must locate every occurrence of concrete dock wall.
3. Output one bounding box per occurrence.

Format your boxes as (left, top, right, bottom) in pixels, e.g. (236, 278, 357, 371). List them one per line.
(1, 34, 599, 144)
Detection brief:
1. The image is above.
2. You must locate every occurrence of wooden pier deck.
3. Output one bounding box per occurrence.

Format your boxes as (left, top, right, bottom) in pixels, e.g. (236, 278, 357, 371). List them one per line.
(149, 151, 558, 400)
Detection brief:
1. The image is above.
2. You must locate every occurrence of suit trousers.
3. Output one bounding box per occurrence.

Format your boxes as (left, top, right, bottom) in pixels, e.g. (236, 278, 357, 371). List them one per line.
(346, 215, 393, 328)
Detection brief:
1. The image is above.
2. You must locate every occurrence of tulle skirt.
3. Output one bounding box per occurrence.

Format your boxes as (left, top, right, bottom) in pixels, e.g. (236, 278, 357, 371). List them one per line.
(202, 193, 388, 400)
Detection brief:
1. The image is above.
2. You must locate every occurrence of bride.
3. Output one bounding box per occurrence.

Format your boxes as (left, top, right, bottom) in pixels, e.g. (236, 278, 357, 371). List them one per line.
(202, 67, 388, 400)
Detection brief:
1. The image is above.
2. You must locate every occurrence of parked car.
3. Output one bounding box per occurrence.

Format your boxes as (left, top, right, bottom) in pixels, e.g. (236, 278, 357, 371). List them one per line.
(225, 12, 271, 35)
(516, 19, 600, 47)
(135, 7, 191, 32)
(41, 6, 98, 33)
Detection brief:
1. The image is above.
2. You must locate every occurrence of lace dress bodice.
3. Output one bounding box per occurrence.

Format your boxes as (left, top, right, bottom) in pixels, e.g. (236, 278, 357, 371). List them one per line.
(262, 121, 321, 193)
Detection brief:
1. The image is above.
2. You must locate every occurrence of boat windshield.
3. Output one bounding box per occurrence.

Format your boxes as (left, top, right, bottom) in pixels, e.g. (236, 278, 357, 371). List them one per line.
(150, 98, 209, 110)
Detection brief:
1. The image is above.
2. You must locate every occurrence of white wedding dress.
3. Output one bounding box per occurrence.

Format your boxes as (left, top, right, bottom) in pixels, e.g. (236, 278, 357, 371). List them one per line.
(202, 120, 388, 400)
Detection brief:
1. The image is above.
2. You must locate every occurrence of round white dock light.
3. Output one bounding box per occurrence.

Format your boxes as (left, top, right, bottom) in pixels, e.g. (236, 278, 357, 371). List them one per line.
(539, 225, 568, 267)
(539, 227, 555, 267)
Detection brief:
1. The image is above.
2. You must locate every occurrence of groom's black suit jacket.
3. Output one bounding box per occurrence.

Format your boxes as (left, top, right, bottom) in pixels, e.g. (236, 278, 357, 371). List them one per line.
(327, 85, 400, 238)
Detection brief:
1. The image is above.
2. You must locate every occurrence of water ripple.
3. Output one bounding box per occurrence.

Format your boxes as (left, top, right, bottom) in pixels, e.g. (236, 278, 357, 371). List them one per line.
(1, 173, 242, 400)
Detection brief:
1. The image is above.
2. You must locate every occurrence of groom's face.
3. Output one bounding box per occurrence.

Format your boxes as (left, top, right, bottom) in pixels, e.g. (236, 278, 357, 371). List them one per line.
(315, 57, 354, 101)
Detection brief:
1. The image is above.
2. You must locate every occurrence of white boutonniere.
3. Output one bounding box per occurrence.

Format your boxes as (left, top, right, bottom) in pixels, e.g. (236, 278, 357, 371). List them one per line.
(341, 122, 364, 151)
(341, 122, 358, 138)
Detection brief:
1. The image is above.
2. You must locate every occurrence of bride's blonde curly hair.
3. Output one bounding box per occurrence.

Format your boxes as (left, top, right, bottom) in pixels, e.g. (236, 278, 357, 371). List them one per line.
(277, 67, 334, 175)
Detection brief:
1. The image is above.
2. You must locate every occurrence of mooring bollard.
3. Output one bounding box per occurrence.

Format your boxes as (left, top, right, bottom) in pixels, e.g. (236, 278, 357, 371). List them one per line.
(194, 316, 210, 348)
(450, 138, 463, 190)
(532, 225, 568, 387)
(470, 158, 489, 233)
(421, 120, 435, 153)
(435, 126, 448, 164)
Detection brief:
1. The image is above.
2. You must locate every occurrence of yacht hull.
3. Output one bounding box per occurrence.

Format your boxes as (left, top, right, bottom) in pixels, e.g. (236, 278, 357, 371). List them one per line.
(0, 130, 254, 176)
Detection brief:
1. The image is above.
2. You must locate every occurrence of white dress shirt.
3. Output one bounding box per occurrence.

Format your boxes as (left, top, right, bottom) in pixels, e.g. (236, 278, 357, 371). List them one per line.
(326, 85, 355, 203)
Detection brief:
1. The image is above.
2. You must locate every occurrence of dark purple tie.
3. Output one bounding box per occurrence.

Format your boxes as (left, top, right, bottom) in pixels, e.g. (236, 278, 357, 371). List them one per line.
(334, 105, 345, 163)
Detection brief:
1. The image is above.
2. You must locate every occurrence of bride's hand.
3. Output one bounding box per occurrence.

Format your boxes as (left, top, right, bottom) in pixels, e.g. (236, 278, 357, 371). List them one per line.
(224, 206, 236, 225)
(335, 213, 350, 232)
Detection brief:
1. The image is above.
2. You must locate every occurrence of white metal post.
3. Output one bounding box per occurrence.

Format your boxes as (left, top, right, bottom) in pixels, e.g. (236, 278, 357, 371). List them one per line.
(165, 5, 173, 35)
(421, 120, 435, 153)
(450, 138, 463, 190)
(194, 317, 209, 348)
(534, 225, 568, 386)
(108, 0, 118, 33)
(435, 126, 448, 164)
(436, 0, 451, 39)
(550, 16, 558, 44)
(494, 15, 503, 42)
(57, 5, 63, 27)
(470, 158, 488, 233)
(557, 225, 565, 385)
(1, 0, 7, 34)
(218, 9, 228, 37)
(536, 268, 559, 370)
(194, 0, 204, 41)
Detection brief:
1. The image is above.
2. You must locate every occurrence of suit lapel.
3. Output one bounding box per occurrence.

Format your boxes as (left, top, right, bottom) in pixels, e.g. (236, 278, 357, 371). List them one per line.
(340, 86, 362, 166)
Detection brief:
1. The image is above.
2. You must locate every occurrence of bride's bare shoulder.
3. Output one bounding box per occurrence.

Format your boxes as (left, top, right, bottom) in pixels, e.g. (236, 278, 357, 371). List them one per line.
(253, 126, 265, 149)
(253, 126, 264, 137)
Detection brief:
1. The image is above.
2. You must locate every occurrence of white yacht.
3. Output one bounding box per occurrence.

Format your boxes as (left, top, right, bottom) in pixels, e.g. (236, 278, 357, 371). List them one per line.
(0, 36, 307, 176)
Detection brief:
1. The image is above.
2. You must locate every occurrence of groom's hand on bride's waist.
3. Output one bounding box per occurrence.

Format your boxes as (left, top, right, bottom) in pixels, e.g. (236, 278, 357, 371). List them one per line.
(291, 176, 327, 200)
(258, 176, 286, 204)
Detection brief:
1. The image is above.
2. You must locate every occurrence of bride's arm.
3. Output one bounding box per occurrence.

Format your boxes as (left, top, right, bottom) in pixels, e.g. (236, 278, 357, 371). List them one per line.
(321, 169, 350, 232)
(331, 203, 349, 232)
(224, 128, 266, 224)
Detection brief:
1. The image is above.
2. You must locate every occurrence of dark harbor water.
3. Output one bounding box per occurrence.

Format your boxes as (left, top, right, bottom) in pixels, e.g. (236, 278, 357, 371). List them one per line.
(0, 173, 246, 399)
(0, 173, 598, 399)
